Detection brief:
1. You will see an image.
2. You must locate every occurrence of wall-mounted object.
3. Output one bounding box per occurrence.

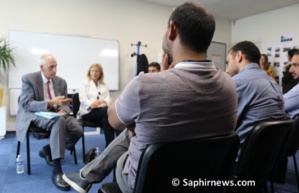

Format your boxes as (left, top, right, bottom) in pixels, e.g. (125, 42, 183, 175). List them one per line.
(9, 30, 119, 90)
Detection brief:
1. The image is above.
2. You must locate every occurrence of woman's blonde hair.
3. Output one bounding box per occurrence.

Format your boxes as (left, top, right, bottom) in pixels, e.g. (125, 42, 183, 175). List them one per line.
(87, 63, 104, 84)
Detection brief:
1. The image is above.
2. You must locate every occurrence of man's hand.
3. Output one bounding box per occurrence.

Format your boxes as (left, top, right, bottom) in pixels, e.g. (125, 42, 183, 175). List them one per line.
(49, 96, 71, 107)
(162, 52, 174, 70)
(226, 69, 232, 76)
(284, 63, 291, 72)
(127, 123, 136, 136)
(57, 109, 67, 115)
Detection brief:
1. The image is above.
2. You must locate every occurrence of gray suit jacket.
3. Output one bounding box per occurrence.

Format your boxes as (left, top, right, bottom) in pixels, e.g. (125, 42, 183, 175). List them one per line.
(16, 71, 71, 142)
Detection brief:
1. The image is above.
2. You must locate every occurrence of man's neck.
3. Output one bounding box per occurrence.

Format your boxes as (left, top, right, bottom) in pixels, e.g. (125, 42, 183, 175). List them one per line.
(238, 62, 254, 72)
(172, 49, 207, 66)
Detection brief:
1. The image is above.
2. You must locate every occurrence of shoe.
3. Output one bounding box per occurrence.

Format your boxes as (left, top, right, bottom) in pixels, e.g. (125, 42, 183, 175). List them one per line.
(62, 171, 92, 193)
(52, 173, 71, 191)
(39, 148, 53, 165)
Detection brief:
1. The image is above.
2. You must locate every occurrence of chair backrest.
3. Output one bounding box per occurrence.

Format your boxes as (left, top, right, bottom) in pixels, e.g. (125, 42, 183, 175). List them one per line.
(72, 93, 80, 117)
(234, 119, 293, 182)
(133, 133, 240, 193)
(286, 115, 299, 156)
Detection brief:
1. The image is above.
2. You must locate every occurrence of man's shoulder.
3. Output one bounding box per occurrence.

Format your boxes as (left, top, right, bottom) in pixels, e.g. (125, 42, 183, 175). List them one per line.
(233, 67, 268, 82)
(285, 83, 299, 95)
(53, 75, 66, 83)
(22, 71, 40, 80)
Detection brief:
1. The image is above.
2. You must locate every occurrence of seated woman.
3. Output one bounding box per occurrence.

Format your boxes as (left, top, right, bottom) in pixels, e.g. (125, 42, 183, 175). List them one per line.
(260, 54, 275, 80)
(78, 63, 119, 147)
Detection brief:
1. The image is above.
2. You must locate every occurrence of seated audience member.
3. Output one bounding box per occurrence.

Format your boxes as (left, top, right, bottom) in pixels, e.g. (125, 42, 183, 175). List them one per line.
(282, 48, 298, 94)
(148, 62, 161, 73)
(284, 51, 299, 118)
(63, 3, 238, 193)
(226, 41, 286, 188)
(226, 41, 285, 152)
(259, 54, 275, 80)
(276, 51, 299, 184)
(78, 63, 120, 147)
(16, 54, 83, 191)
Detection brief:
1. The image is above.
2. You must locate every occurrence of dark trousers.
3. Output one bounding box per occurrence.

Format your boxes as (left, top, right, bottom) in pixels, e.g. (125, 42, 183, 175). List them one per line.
(82, 107, 121, 147)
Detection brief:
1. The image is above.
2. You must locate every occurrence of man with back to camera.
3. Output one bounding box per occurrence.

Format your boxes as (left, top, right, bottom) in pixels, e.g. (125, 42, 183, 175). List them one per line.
(63, 2, 238, 193)
(226, 41, 285, 149)
(147, 62, 161, 73)
(16, 54, 83, 191)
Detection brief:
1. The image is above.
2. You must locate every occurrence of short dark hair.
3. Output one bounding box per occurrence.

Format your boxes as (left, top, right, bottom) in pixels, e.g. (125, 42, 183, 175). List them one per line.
(169, 2, 215, 53)
(229, 41, 261, 64)
(148, 62, 161, 70)
(293, 50, 299, 57)
(288, 48, 298, 59)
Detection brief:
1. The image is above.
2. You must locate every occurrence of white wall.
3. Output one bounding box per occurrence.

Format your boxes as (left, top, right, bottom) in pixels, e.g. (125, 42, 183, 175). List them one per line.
(0, 0, 231, 131)
(232, 4, 299, 48)
(213, 18, 232, 48)
(232, 3, 299, 87)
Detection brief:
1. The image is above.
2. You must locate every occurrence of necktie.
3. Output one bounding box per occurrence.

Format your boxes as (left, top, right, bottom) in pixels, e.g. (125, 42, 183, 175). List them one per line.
(47, 80, 52, 99)
(47, 80, 56, 112)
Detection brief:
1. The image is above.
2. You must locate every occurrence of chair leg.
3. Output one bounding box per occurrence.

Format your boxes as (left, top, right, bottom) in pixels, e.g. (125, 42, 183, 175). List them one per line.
(293, 155, 299, 192)
(82, 127, 86, 163)
(16, 141, 21, 158)
(26, 131, 31, 175)
(263, 181, 269, 193)
(269, 177, 274, 193)
(73, 146, 77, 165)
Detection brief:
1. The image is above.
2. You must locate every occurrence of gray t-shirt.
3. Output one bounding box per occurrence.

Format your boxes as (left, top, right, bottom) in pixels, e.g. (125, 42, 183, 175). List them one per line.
(115, 61, 238, 189)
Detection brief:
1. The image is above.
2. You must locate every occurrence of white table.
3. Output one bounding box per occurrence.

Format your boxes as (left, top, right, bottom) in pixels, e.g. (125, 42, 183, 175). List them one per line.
(0, 106, 7, 139)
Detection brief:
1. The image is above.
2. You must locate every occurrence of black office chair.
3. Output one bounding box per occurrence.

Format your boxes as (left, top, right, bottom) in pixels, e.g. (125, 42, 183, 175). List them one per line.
(229, 119, 294, 193)
(16, 123, 78, 175)
(99, 132, 240, 193)
(16, 96, 77, 175)
(72, 93, 102, 163)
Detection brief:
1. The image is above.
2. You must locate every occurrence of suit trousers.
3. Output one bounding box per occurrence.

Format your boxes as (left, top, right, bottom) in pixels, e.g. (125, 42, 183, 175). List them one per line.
(81, 129, 131, 186)
(33, 115, 83, 159)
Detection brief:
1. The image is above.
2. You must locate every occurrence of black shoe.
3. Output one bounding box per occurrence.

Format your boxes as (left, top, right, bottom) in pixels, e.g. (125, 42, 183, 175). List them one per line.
(39, 148, 53, 165)
(62, 171, 92, 193)
(52, 173, 71, 191)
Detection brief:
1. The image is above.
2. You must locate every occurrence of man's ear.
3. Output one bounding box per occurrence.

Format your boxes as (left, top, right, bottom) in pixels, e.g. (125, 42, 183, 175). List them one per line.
(168, 21, 178, 41)
(235, 51, 243, 63)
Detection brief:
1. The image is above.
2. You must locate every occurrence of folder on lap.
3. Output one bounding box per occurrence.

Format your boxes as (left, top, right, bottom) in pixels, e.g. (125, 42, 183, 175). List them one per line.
(35, 112, 64, 119)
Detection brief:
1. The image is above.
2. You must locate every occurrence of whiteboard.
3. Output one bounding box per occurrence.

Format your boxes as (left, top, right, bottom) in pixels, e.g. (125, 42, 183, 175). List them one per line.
(8, 30, 119, 90)
(207, 41, 227, 71)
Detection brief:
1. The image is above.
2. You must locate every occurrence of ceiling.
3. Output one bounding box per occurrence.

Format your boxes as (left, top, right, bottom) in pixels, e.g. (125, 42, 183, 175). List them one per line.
(137, 0, 299, 21)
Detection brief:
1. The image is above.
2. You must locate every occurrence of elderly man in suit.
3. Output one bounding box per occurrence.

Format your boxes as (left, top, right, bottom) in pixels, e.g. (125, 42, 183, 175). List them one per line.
(16, 54, 83, 191)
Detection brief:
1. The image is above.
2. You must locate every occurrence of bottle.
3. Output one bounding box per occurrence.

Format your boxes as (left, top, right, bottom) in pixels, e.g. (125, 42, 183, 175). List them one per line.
(76, 112, 81, 120)
(16, 155, 24, 174)
(94, 147, 101, 158)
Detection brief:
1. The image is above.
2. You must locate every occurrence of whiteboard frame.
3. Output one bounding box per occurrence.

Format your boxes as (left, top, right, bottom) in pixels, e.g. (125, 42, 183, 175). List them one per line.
(8, 30, 119, 91)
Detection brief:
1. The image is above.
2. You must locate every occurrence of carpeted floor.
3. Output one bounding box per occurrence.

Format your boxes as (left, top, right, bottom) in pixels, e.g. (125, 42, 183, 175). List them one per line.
(0, 130, 113, 193)
(0, 130, 299, 193)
